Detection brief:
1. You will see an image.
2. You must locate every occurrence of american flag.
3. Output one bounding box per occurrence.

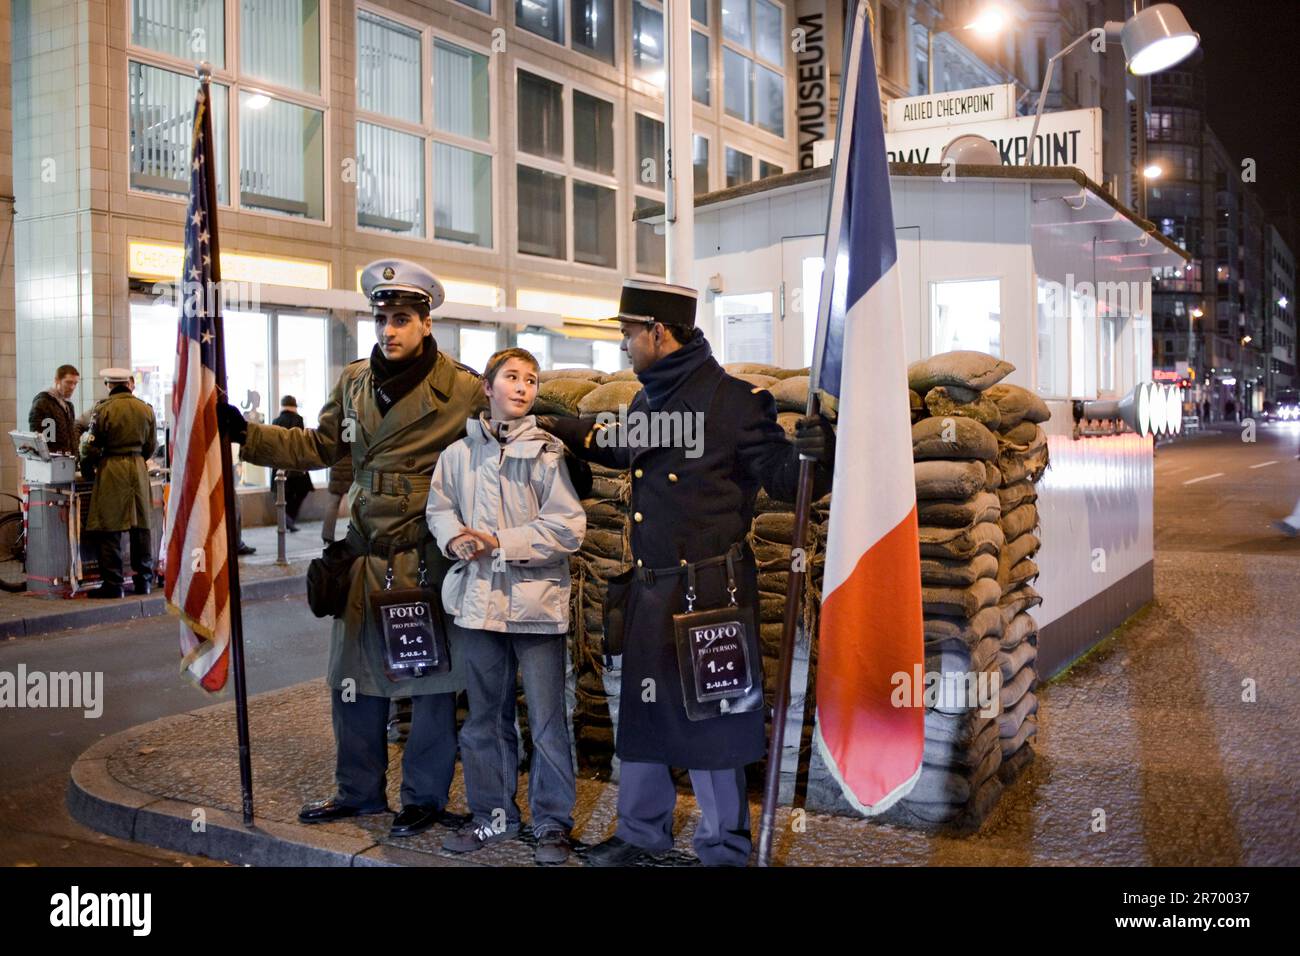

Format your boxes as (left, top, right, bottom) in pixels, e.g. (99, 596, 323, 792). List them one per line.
(164, 79, 232, 692)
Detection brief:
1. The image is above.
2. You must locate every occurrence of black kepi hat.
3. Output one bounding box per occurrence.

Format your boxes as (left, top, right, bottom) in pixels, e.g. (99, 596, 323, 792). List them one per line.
(614, 279, 698, 329)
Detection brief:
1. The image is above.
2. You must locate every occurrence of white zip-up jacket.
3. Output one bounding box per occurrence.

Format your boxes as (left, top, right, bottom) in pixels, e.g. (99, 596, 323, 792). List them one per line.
(426, 414, 585, 634)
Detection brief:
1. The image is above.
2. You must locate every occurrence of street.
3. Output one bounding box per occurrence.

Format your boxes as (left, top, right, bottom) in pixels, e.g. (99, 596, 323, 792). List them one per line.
(0, 595, 328, 866)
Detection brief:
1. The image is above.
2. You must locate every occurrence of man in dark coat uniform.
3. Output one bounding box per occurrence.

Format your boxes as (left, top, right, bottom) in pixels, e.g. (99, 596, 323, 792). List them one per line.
(80, 368, 157, 599)
(270, 395, 313, 531)
(28, 364, 82, 457)
(544, 279, 833, 866)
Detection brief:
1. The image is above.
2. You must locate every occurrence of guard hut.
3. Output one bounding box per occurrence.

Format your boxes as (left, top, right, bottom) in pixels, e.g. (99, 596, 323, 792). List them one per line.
(645, 163, 1190, 678)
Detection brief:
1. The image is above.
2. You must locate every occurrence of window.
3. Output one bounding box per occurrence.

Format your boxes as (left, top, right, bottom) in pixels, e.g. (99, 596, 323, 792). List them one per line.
(692, 0, 708, 24)
(457, 0, 491, 11)
(635, 196, 665, 276)
(592, 340, 623, 372)
(516, 69, 617, 267)
(357, 123, 424, 235)
(723, 0, 784, 134)
(693, 134, 709, 194)
(717, 292, 774, 363)
(240, 92, 325, 219)
(573, 0, 615, 64)
(1070, 287, 1097, 399)
(518, 0, 564, 44)
(242, 0, 321, 95)
(758, 159, 783, 179)
(636, 114, 665, 190)
(932, 279, 1001, 356)
(517, 332, 553, 369)
(692, 29, 711, 104)
(435, 143, 493, 247)
(434, 40, 491, 141)
(459, 327, 500, 373)
(129, 62, 230, 203)
(357, 11, 421, 124)
(1100, 314, 1118, 392)
(132, 0, 225, 66)
(726, 147, 752, 187)
(633, 0, 665, 86)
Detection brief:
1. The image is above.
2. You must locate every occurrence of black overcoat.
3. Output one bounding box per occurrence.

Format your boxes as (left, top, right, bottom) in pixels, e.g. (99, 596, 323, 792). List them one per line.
(559, 355, 823, 769)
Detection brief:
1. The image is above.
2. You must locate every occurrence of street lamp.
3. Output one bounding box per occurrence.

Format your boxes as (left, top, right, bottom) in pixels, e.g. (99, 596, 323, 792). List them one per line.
(1143, 163, 1163, 179)
(927, 5, 1010, 94)
(1028, 4, 1199, 162)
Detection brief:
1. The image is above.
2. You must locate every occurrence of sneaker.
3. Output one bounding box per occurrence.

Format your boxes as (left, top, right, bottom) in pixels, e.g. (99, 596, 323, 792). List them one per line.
(441, 819, 519, 854)
(533, 828, 571, 865)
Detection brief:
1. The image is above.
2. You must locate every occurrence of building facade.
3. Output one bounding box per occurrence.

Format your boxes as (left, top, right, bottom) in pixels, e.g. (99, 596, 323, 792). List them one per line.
(1265, 225, 1296, 400)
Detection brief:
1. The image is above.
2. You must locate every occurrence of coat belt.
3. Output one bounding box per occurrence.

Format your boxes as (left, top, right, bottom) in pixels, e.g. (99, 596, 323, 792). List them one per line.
(354, 468, 431, 496)
(633, 542, 746, 584)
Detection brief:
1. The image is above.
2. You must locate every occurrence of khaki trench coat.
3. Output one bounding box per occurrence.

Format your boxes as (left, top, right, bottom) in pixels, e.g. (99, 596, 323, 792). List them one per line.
(240, 351, 483, 698)
(81, 391, 157, 532)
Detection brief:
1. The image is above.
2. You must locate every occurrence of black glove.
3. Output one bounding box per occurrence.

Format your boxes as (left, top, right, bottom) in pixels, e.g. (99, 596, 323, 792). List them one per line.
(794, 413, 835, 464)
(564, 451, 593, 500)
(217, 402, 249, 444)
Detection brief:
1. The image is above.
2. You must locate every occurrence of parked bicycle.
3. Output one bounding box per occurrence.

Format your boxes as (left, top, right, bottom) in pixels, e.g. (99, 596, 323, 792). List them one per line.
(0, 492, 27, 592)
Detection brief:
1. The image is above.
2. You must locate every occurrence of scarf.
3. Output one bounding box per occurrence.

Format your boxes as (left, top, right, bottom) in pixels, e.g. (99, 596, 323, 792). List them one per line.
(637, 328, 716, 411)
(370, 334, 438, 416)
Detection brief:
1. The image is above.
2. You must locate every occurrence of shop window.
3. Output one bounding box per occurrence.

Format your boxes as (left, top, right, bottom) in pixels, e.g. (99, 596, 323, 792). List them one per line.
(717, 292, 775, 364)
(633, 0, 666, 86)
(223, 310, 272, 487)
(239, 92, 325, 219)
(573, 0, 616, 64)
(357, 11, 422, 125)
(131, 0, 225, 66)
(635, 196, 666, 276)
(932, 278, 1001, 357)
(357, 123, 425, 235)
(725, 147, 753, 187)
(518, 0, 564, 44)
(129, 61, 229, 203)
(459, 327, 500, 373)
(241, 0, 321, 95)
(277, 313, 329, 482)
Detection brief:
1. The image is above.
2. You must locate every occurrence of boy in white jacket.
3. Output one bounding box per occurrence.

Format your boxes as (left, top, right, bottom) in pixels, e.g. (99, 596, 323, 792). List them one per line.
(426, 348, 585, 863)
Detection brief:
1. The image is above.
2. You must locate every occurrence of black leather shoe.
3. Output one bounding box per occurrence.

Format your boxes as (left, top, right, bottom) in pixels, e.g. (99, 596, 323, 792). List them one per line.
(390, 804, 447, 837)
(237, 543, 256, 556)
(297, 798, 389, 824)
(133, 577, 153, 595)
(86, 585, 124, 600)
(583, 836, 655, 867)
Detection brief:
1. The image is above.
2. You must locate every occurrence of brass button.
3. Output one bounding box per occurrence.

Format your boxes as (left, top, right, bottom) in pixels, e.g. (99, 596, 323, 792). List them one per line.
(634, 468, 644, 478)
(668, 472, 678, 483)
(405, 456, 415, 468)
(399, 499, 408, 513)
(679, 559, 687, 566)
(633, 512, 643, 522)
(636, 559, 643, 568)
(357, 494, 367, 507)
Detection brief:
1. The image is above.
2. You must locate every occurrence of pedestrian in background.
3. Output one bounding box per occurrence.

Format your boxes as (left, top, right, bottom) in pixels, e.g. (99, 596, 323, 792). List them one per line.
(271, 395, 313, 532)
(427, 347, 585, 864)
(28, 364, 81, 457)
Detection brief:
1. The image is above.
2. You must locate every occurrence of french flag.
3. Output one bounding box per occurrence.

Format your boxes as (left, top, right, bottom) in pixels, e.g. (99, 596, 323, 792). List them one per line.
(810, 0, 924, 815)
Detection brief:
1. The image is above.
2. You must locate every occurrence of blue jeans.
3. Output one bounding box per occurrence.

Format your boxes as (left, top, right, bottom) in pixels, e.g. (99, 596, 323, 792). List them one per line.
(453, 623, 576, 834)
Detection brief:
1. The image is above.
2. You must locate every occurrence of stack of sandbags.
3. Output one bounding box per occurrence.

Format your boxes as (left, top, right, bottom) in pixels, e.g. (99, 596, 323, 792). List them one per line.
(878, 351, 1016, 830)
(984, 383, 1052, 782)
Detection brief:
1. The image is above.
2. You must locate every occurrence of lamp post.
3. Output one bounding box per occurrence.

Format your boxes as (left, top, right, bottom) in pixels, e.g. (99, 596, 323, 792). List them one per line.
(1028, 3, 1199, 166)
(926, 5, 1009, 94)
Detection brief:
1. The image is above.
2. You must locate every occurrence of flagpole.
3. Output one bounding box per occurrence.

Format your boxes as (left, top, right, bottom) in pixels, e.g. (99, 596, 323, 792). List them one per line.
(756, 0, 872, 868)
(196, 62, 256, 827)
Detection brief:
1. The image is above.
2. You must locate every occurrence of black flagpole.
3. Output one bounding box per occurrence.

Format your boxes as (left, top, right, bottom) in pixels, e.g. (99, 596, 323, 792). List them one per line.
(195, 62, 255, 826)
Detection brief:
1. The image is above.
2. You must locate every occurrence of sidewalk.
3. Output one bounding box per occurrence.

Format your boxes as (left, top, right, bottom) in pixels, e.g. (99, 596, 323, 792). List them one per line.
(65, 547, 1300, 867)
(0, 520, 322, 640)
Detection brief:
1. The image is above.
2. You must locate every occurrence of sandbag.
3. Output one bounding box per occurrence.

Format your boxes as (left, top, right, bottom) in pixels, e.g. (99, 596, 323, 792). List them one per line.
(926, 636, 1001, 679)
(769, 375, 810, 411)
(984, 460, 1003, 491)
(734, 372, 779, 389)
(922, 577, 1002, 619)
(912, 416, 999, 461)
(752, 511, 797, 545)
(998, 735, 1036, 777)
(1001, 502, 1039, 540)
(997, 479, 1037, 514)
(908, 350, 1015, 394)
(921, 710, 994, 748)
(904, 746, 1001, 805)
(998, 640, 1038, 682)
(923, 719, 1000, 770)
(539, 368, 605, 383)
(723, 362, 783, 377)
(578, 380, 643, 414)
(1000, 420, 1046, 449)
(998, 591, 1043, 629)
(999, 444, 1050, 483)
(772, 366, 811, 380)
(917, 491, 1001, 529)
(919, 552, 999, 588)
(919, 520, 1004, 560)
(924, 386, 1003, 431)
(997, 690, 1038, 738)
(776, 411, 801, 438)
(1000, 663, 1036, 709)
(534, 378, 600, 416)
(1004, 558, 1039, 588)
(910, 389, 923, 420)
(914, 459, 986, 500)
(985, 383, 1051, 427)
(1001, 717, 1038, 758)
(1002, 532, 1041, 569)
(924, 605, 1005, 645)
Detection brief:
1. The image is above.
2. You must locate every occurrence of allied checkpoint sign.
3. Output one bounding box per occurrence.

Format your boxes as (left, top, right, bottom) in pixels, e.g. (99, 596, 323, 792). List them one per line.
(884, 107, 1105, 183)
(886, 84, 1017, 133)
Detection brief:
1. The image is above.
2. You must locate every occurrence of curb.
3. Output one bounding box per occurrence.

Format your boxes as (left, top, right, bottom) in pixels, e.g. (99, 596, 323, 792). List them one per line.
(65, 704, 476, 868)
(0, 574, 307, 641)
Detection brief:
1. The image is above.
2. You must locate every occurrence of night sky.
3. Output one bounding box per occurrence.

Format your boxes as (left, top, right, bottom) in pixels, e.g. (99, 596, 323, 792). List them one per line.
(1176, 0, 1300, 246)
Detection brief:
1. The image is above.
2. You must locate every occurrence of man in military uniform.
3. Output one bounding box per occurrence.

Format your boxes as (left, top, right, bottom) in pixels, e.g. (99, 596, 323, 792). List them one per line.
(542, 279, 833, 866)
(81, 369, 157, 599)
(28, 364, 81, 457)
(218, 259, 482, 838)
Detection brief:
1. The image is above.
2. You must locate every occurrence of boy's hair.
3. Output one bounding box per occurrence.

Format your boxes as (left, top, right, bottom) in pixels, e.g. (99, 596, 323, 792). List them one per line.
(483, 347, 540, 385)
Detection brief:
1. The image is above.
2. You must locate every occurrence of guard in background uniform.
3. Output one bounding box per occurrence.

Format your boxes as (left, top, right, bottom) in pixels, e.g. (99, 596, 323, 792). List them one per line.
(543, 280, 834, 866)
(81, 368, 157, 599)
(218, 258, 483, 839)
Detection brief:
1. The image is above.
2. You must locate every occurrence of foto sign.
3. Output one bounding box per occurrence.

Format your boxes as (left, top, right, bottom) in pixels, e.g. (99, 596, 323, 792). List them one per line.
(885, 108, 1105, 182)
(886, 84, 1016, 133)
